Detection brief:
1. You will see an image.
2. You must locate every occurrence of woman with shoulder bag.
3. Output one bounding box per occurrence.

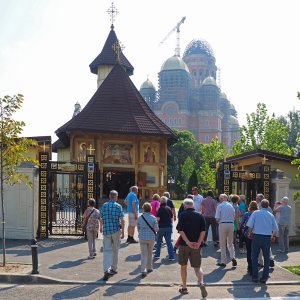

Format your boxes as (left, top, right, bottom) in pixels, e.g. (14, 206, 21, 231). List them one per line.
(154, 196, 175, 261)
(137, 202, 158, 277)
(82, 198, 100, 259)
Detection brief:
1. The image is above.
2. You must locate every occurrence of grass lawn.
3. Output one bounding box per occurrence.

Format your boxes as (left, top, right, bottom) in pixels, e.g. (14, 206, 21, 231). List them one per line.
(283, 266, 300, 276)
(173, 200, 183, 209)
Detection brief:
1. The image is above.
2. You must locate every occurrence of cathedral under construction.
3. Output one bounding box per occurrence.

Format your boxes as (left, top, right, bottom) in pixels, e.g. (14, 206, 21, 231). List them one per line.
(140, 36, 240, 150)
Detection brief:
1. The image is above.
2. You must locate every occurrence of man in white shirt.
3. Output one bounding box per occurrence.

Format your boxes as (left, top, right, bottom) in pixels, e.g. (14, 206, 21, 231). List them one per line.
(191, 187, 203, 213)
(215, 193, 237, 268)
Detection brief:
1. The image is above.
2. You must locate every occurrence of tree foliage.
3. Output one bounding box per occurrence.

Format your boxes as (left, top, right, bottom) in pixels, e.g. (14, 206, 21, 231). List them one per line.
(199, 138, 227, 193)
(168, 129, 203, 198)
(232, 103, 292, 155)
(168, 129, 227, 197)
(187, 170, 198, 194)
(278, 110, 300, 152)
(0, 94, 37, 266)
(292, 92, 300, 200)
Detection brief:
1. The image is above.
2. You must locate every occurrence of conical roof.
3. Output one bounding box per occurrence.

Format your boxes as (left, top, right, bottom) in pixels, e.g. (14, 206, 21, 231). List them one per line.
(56, 63, 177, 142)
(89, 27, 134, 76)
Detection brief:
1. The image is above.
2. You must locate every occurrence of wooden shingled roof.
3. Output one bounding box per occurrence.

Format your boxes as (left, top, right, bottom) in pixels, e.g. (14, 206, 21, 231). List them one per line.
(55, 63, 177, 143)
(89, 27, 134, 76)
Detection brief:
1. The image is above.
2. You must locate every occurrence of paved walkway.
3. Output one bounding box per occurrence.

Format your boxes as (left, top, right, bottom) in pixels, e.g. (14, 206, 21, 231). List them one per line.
(1, 222, 299, 286)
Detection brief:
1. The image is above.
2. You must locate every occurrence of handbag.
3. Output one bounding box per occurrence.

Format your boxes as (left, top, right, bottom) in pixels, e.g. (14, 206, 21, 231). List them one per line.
(141, 214, 157, 235)
(82, 208, 95, 234)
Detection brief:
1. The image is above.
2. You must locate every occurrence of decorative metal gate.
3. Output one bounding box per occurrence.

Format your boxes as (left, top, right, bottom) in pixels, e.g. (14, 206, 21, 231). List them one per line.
(38, 152, 99, 238)
(216, 162, 270, 200)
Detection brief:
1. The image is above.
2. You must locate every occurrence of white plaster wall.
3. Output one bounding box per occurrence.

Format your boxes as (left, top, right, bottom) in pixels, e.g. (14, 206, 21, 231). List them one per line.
(0, 167, 39, 240)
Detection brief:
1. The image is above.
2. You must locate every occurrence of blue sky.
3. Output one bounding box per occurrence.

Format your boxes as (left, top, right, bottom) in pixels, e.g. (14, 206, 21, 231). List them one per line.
(1, 0, 300, 143)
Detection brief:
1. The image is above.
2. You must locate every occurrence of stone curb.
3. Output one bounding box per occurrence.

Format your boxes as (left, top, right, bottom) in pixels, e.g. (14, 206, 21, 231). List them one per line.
(0, 273, 299, 287)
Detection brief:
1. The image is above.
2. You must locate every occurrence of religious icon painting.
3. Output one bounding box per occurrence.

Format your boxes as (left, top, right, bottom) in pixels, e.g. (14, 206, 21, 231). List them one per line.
(141, 143, 159, 163)
(103, 143, 133, 164)
(78, 142, 87, 162)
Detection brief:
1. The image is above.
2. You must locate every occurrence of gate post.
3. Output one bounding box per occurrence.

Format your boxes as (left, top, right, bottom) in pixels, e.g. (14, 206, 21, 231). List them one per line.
(38, 152, 49, 239)
(86, 154, 96, 201)
(223, 162, 232, 196)
(262, 164, 271, 200)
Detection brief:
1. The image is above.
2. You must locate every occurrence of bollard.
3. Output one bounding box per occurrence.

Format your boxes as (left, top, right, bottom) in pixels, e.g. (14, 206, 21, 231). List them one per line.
(31, 239, 39, 274)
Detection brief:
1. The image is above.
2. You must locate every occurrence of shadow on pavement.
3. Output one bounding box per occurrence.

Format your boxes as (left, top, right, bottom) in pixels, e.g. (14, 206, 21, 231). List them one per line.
(103, 274, 142, 297)
(52, 284, 100, 299)
(227, 283, 271, 298)
(49, 258, 86, 269)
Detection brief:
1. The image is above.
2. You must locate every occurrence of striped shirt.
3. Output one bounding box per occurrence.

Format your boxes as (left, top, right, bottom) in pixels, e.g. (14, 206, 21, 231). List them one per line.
(137, 213, 158, 240)
(100, 200, 124, 235)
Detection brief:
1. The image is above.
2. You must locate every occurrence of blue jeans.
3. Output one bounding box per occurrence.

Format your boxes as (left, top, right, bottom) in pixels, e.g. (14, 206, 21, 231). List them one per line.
(251, 234, 271, 279)
(155, 227, 174, 259)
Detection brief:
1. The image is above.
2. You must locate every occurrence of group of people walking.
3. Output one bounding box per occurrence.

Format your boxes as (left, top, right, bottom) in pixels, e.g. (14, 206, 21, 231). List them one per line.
(82, 185, 291, 296)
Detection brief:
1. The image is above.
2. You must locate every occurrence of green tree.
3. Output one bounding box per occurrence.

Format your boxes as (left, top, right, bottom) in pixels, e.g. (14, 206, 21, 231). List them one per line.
(181, 156, 196, 193)
(168, 129, 203, 198)
(292, 92, 300, 200)
(232, 102, 292, 155)
(199, 138, 227, 193)
(278, 110, 300, 151)
(187, 170, 198, 194)
(0, 94, 37, 266)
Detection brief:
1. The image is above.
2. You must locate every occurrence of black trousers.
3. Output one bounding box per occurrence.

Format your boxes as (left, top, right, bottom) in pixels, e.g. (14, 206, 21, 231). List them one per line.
(204, 217, 218, 242)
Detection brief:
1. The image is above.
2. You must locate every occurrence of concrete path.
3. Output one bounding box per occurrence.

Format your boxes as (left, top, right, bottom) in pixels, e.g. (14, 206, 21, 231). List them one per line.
(1, 226, 299, 286)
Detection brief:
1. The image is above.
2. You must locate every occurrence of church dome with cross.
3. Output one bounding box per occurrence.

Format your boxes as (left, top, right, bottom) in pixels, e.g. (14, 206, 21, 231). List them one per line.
(141, 31, 239, 150)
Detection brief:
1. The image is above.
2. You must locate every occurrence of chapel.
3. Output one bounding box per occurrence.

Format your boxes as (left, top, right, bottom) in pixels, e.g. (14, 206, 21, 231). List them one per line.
(52, 6, 177, 201)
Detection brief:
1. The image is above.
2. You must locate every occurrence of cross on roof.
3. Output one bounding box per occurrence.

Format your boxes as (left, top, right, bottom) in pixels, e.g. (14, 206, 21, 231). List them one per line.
(107, 2, 118, 29)
(262, 155, 268, 164)
(87, 144, 95, 155)
(112, 40, 124, 62)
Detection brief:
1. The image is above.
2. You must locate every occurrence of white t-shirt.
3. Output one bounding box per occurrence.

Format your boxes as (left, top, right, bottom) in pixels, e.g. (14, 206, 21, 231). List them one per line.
(193, 194, 203, 213)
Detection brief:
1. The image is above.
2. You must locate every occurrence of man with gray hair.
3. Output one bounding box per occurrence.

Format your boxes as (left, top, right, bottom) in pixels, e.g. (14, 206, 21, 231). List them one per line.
(215, 193, 237, 268)
(256, 193, 275, 267)
(247, 199, 278, 283)
(100, 190, 125, 281)
(274, 197, 291, 253)
(177, 198, 207, 297)
(256, 194, 272, 213)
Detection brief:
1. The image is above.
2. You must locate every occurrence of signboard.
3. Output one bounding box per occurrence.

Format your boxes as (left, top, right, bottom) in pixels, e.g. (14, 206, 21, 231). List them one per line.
(224, 170, 230, 179)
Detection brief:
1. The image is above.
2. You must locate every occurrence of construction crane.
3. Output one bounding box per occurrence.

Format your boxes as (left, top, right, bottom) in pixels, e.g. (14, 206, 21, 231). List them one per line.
(159, 16, 186, 57)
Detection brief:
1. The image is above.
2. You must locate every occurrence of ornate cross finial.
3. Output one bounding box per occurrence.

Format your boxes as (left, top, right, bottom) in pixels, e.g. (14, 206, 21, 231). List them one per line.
(262, 155, 268, 164)
(112, 40, 124, 62)
(87, 144, 95, 155)
(107, 2, 118, 29)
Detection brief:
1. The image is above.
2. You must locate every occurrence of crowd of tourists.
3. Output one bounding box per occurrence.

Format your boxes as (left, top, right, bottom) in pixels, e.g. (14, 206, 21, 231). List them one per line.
(82, 185, 292, 297)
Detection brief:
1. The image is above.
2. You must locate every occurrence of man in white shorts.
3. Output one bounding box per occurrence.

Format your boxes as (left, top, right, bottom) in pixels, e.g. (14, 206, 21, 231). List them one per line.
(125, 186, 139, 243)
